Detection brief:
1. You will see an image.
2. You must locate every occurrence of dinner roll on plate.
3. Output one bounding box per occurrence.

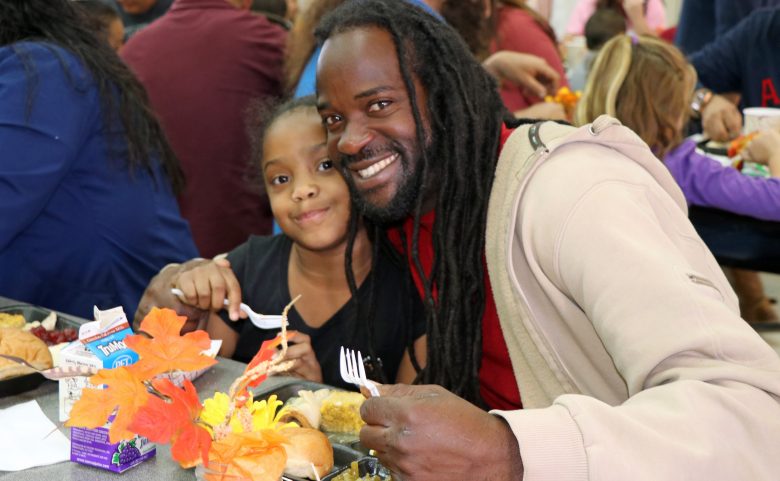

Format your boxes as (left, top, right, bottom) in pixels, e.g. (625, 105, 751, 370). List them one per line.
(0, 327, 53, 380)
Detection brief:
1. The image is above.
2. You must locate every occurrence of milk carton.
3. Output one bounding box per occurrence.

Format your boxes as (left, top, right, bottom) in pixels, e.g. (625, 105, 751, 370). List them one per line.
(59, 306, 155, 472)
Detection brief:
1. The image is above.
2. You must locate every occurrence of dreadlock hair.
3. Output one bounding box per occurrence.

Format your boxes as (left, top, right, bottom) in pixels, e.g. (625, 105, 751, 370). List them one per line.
(316, 0, 516, 406)
(0, 0, 184, 194)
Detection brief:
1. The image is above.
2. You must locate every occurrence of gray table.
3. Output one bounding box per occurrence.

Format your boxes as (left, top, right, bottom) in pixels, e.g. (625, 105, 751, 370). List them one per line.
(0, 296, 295, 480)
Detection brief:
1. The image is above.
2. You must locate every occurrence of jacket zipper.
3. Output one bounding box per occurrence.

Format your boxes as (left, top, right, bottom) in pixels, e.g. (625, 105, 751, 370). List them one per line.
(687, 273, 717, 290)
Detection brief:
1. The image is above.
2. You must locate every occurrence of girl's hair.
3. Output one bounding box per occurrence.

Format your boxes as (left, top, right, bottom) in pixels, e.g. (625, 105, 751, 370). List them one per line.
(575, 34, 693, 158)
(73, 0, 120, 31)
(498, 0, 557, 44)
(247, 95, 318, 174)
(0, 0, 184, 193)
(284, 0, 347, 92)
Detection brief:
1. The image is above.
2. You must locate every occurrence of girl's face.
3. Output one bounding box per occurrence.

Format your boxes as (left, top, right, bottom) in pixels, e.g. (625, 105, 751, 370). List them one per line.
(262, 108, 352, 251)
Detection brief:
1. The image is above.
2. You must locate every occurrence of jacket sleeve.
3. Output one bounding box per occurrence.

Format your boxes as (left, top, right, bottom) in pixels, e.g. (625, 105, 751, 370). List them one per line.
(665, 141, 780, 222)
(494, 152, 780, 481)
(689, 12, 751, 93)
(0, 45, 89, 251)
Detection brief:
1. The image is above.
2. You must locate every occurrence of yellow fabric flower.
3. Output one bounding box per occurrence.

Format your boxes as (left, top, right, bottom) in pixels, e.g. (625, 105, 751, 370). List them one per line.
(200, 392, 232, 435)
(199, 392, 296, 436)
(249, 395, 296, 431)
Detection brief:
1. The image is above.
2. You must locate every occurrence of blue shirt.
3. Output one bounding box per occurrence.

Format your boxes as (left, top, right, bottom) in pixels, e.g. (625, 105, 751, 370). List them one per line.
(690, 7, 780, 108)
(293, 0, 443, 97)
(676, 0, 780, 55)
(0, 42, 199, 318)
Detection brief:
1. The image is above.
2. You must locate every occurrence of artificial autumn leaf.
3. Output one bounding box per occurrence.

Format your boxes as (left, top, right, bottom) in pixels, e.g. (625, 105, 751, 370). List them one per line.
(137, 306, 190, 338)
(125, 307, 216, 378)
(207, 430, 288, 481)
(129, 378, 211, 467)
(244, 331, 296, 389)
(65, 366, 150, 443)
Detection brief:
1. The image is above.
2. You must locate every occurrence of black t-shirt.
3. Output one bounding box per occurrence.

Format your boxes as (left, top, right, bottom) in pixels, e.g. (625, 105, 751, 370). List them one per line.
(221, 235, 425, 390)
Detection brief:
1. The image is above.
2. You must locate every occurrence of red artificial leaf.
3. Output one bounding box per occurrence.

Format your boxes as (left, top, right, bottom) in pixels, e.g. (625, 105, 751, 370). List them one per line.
(65, 367, 150, 443)
(129, 378, 211, 467)
(244, 331, 297, 388)
(125, 307, 216, 377)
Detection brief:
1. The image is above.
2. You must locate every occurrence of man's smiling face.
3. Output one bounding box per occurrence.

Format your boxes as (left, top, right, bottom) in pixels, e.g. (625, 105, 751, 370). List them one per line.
(316, 26, 431, 223)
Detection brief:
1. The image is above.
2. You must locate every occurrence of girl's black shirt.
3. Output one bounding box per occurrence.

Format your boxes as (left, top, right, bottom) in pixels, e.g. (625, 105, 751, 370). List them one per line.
(220, 234, 425, 390)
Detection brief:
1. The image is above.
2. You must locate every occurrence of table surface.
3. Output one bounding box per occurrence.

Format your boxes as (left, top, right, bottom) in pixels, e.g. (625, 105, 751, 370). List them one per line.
(0, 296, 297, 480)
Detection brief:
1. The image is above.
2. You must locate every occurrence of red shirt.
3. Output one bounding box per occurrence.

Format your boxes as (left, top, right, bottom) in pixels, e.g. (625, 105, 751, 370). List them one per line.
(387, 126, 522, 410)
(494, 6, 569, 113)
(121, 0, 286, 257)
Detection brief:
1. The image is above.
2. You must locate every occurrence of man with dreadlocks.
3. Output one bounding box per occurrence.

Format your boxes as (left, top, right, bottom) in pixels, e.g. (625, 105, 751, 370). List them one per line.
(315, 1, 780, 480)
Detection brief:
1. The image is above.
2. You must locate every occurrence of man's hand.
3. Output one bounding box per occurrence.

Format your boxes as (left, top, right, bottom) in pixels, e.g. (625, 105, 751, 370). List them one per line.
(133, 259, 211, 332)
(359, 384, 523, 481)
(482, 51, 560, 99)
(702, 94, 743, 142)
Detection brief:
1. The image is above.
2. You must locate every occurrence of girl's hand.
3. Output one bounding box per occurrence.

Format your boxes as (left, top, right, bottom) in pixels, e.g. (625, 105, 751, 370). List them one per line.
(742, 129, 780, 177)
(281, 332, 323, 382)
(173, 257, 245, 321)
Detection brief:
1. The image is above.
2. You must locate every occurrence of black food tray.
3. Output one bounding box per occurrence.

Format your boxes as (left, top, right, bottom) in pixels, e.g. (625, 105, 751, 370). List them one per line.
(322, 456, 392, 481)
(0, 304, 85, 397)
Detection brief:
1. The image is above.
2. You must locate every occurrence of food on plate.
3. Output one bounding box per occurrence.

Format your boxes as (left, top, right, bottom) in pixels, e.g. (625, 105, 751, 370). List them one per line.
(280, 388, 331, 429)
(727, 132, 759, 158)
(29, 325, 78, 346)
(0, 312, 25, 329)
(329, 461, 393, 481)
(22, 311, 58, 332)
(320, 391, 366, 434)
(281, 427, 334, 479)
(0, 327, 54, 380)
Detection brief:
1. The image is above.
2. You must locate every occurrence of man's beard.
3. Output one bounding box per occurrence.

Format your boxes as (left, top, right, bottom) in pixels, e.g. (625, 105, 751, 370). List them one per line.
(340, 143, 426, 225)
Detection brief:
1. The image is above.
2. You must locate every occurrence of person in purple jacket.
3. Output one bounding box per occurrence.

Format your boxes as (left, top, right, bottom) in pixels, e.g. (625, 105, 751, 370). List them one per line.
(576, 34, 780, 322)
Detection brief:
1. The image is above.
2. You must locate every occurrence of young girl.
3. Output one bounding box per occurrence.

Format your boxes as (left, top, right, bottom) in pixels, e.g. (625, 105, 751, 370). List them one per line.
(575, 34, 780, 322)
(149, 97, 426, 388)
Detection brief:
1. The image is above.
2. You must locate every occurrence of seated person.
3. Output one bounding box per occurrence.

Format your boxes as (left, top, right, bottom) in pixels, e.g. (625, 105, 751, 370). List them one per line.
(568, 7, 626, 91)
(566, 0, 665, 37)
(112, 0, 172, 39)
(0, 0, 198, 320)
(135, 97, 426, 389)
(690, 7, 780, 142)
(575, 34, 780, 322)
(493, 0, 570, 119)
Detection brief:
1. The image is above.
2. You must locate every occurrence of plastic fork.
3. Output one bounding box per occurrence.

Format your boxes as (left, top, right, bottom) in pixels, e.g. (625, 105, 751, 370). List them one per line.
(339, 346, 380, 397)
(170, 288, 285, 330)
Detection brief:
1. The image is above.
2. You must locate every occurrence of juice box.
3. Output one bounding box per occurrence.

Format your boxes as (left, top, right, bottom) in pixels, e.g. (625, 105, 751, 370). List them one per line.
(59, 306, 155, 472)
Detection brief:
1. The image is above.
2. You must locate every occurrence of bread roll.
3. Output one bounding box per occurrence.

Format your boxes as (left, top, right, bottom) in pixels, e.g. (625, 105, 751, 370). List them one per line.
(281, 427, 334, 479)
(0, 328, 53, 380)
